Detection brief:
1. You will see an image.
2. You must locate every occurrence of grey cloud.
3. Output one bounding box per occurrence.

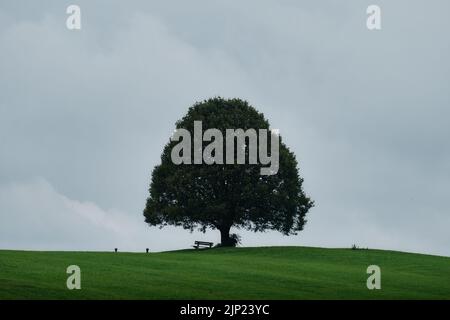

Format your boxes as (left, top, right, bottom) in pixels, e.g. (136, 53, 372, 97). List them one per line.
(0, 0, 449, 255)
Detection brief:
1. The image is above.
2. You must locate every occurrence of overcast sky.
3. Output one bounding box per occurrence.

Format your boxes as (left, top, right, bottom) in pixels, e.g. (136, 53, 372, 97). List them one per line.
(1, 0, 449, 256)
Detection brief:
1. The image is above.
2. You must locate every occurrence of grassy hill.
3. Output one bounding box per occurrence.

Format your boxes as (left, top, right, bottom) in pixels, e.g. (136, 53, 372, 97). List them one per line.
(0, 246, 449, 299)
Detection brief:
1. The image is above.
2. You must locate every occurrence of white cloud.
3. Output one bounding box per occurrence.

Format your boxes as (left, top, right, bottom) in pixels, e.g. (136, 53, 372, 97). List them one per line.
(0, 178, 217, 252)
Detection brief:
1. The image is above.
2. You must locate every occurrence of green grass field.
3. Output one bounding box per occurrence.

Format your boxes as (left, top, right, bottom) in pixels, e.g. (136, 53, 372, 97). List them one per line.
(0, 246, 449, 299)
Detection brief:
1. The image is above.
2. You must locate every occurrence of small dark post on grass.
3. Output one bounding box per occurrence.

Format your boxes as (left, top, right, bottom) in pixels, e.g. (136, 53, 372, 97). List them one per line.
(146, 248, 149, 253)
(114, 248, 118, 253)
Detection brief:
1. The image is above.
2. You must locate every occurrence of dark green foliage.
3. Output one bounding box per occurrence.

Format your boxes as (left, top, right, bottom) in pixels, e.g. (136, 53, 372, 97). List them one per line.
(143, 97, 313, 245)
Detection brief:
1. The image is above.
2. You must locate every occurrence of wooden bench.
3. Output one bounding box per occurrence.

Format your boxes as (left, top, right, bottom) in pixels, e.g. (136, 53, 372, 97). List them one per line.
(193, 241, 213, 249)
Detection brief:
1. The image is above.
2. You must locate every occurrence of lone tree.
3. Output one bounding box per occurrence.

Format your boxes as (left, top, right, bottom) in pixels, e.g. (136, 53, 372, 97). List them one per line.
(144, 97, 313, 246)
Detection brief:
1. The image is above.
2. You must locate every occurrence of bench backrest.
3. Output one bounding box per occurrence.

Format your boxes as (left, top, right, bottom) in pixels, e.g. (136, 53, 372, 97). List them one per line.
(195, 241, 213, 245)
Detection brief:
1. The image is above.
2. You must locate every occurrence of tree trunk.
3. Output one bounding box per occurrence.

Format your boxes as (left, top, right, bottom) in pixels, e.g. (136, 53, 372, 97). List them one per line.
(220, 225, 233, 247)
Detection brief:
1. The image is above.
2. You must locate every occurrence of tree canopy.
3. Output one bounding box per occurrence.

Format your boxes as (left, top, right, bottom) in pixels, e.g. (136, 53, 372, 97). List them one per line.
(143, 97, 313, 246)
